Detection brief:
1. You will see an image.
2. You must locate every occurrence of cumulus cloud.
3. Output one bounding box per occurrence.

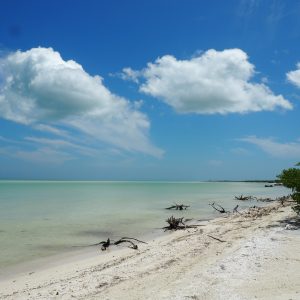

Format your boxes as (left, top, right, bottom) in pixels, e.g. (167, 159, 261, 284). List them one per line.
(287, 63, 300, 88)
(240, 136, 300, 158)
(123, 49, 291, 114)
(120, 67, 141, 83)
(110, 67, 141, 83)
(0, 47, 162, 157)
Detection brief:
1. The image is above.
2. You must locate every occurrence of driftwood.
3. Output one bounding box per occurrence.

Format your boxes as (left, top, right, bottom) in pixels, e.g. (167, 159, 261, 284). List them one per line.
(207, 234, 226, 242)
(165, 204, 190, 210)
(119, 237, 148, 244)
(167, 216, 184, 229)
(234, 195, 256, 201)
(114, 239, 138, 249)
(233, 204, 241, 214)
(256, 195, 290, 203)
(89, 237, 147, 251)
(100, 238, 111, 250)
(163, 216, 200, 231)
(256, 197, 274, 202)
(209, 202, 227, 213)
(257, 195, 290, 205)
(88, 238, 111, 250)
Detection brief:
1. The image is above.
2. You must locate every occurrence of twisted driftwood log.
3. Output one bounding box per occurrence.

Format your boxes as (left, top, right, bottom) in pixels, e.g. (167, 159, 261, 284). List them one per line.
(234, 195, 256, 201)
(233, 204, 241, 214)
(256, 197, 274, 202)
(209, 202, 227, 213)
(90, 237, 147, 251)
(88, 238, 111, 250)
(165, 204, 190, 210)
(163, 216, 200, 231)
(113, 237, 147, 250)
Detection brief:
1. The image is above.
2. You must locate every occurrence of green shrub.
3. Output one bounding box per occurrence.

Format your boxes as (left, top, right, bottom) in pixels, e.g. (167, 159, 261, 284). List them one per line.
(277, 163, 300, 214)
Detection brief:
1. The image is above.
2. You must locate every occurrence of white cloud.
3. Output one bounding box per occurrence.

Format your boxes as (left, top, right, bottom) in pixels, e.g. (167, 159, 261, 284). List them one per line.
(240, 136, 300, 158)
(0, 134, 97, 163)
(24, 136, 97, 157)
(120, 67, 141, 83)
(124, 49, 291, 114)
(0, 141, 73, 164)
(33, 124, 69, 137)
(0, 47, 162, 157)
(15, 147, 74, 164)
(287, 63, 300, 88)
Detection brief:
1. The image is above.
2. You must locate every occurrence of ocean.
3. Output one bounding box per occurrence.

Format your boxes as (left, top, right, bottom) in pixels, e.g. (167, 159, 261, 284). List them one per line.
(0, 181, 290, 272)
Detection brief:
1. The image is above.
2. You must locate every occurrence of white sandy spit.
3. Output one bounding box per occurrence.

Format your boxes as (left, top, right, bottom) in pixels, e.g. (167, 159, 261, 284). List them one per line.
(0, 201, 299, 300)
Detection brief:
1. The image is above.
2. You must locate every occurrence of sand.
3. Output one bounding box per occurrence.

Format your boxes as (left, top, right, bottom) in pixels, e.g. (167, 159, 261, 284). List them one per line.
(0, 201, 299, 300)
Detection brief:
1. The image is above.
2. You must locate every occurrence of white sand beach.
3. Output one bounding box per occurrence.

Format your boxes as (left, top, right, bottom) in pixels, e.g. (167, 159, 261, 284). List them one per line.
(0, 201, 299, 300)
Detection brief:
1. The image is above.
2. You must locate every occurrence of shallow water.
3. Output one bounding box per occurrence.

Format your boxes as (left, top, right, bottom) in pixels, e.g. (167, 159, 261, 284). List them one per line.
(0, 181, 289, 270)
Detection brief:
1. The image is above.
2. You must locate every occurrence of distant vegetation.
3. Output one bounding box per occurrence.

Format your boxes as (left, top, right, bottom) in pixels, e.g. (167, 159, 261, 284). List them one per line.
(208, 180, 280, 183)
(277, 162, 300, 214)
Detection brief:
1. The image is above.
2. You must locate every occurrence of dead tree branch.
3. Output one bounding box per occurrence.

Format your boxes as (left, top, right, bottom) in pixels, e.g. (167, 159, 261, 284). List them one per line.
(163, 216, 200, 231)
(256, 197, 274, 202)
(209, 202, 227, 213)
(86, 237, 147, 251)
(234, 195, 256, 201)
(99, 238, 111, 250)
(233, 204, 241, 214)
(119, 237, 148, 244)
(207, 235, 226, 242)
(165, 204, 190, 210)
(114, 239, 138, 249)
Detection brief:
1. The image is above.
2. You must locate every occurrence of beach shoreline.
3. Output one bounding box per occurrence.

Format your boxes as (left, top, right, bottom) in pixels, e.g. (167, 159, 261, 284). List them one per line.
(0, 181, 289, 274)
(0, 226, 166, 282)
(0, 199, 299, 299)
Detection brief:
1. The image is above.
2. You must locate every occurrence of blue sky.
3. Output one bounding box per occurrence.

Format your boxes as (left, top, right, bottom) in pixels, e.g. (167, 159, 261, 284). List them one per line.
(0, 0, 300, 180)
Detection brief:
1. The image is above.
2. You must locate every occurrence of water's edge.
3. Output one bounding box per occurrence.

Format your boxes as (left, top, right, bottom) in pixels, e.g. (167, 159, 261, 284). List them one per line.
(0, 181, 290, 278)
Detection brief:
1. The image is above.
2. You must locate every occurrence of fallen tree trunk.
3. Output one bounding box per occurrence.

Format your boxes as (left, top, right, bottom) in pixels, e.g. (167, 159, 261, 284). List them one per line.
(87, 237, 147, 251)
(209, 202, 227, 213)
(165, 204, 190, 210)
(114, 239, 139, 249)
(234, 195, 256, 201)
(256, 197, 274, 202)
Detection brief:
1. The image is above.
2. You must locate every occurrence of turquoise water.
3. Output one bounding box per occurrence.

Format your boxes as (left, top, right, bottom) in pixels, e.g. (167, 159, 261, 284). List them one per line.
(0, 181, 290, 270)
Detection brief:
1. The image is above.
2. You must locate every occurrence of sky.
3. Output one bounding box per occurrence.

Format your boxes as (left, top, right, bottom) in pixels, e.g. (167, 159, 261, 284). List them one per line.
(0, 0, 300, 180)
